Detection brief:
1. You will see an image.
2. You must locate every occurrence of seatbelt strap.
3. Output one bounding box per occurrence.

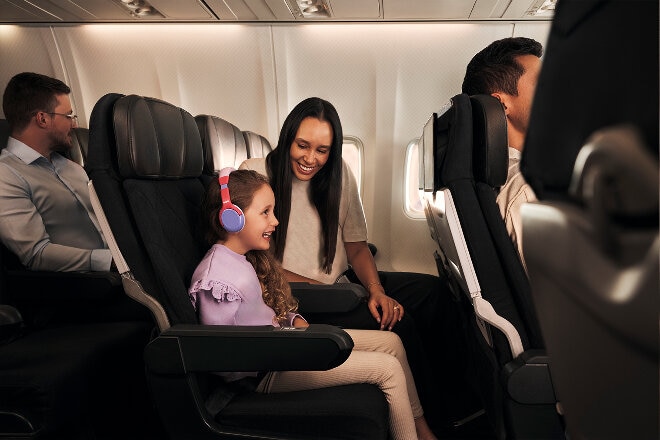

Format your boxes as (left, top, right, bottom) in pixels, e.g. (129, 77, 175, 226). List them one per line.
(88, 181, 171, 330)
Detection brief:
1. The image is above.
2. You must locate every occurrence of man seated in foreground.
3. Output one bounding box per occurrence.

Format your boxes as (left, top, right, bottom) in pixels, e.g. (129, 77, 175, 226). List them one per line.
(0, 72, 111, 272)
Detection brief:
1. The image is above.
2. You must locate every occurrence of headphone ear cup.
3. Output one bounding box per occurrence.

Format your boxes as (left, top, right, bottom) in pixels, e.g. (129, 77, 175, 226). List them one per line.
(220, 206, 245, 233)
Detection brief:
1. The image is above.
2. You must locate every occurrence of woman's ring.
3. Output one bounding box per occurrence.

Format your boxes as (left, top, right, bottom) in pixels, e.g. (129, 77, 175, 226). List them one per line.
(393, 305, 400, 310)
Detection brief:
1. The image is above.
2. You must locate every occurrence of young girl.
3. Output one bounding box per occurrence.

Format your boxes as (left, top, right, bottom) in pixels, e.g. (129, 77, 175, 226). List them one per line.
(189, 168, 436, 440)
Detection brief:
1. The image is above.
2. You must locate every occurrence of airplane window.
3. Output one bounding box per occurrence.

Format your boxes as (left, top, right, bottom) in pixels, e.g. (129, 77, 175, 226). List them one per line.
(404, 138, 425, 218)
(342, 136, 363, 195)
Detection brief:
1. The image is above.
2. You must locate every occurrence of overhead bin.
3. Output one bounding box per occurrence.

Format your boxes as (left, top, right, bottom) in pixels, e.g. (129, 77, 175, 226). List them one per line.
(0, 0, 555, 23)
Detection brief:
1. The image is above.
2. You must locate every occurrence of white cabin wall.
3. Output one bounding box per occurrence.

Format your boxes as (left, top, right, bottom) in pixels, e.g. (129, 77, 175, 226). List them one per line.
(0, 21, 550, 275)
(54, 24, 280, 139)
(0, 27, 71, 105)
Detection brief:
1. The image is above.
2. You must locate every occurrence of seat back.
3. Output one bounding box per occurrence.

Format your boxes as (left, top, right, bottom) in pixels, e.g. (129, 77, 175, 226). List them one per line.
(420, 93, 558, 439)
(421, 94, 536, 356)
(522, 1, 659, 438)
(87, 94, 203, 330)
(195, 114, 248, 174)
(0, 119, 8, 149)
(114, 95, 206, 326)
(469, 95, 544, 351)
(243, 130, 273, 157)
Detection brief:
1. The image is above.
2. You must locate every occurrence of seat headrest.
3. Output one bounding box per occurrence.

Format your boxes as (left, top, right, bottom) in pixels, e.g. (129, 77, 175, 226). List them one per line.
(113, 95, 203, 179)
(195, 114, 248, 174)
(68, 127, 89, 166)
(243, 130, 273, 158)
(0, 119, 9, 149)
(470, 94, 508, 188)
(434, 94, 473, 188)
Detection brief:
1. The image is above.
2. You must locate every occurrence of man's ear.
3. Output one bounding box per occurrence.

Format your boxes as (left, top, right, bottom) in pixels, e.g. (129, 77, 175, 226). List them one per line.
(490, 92, 510, 114)
(35, 111, 48, 128)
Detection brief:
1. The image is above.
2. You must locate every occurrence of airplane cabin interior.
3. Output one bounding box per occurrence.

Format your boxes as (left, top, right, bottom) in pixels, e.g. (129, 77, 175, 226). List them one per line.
(0, 0, 657, 439)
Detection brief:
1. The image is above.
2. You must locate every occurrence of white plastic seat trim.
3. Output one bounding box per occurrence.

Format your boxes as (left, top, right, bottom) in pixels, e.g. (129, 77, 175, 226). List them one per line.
(444, 189, 524, 358)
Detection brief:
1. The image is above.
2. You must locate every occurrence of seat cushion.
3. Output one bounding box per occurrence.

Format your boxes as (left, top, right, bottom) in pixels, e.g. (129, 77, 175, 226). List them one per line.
(218, 384, 389, 440)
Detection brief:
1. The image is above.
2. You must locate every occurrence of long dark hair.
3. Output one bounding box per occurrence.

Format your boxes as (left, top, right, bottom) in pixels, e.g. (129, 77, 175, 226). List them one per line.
(266, 97, 343, 274)
(201, 169, 298, 325)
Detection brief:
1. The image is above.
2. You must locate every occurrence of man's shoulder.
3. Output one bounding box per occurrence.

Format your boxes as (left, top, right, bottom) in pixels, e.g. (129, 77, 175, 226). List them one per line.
(0, 150, 25, 175)
(500, 165, 536, 206)
(0, 147, 17, 161)
(51, 152, 86, 172)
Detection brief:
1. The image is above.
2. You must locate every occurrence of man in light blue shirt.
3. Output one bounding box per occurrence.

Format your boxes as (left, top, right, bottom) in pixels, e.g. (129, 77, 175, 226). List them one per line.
(0, 72, 111, 272)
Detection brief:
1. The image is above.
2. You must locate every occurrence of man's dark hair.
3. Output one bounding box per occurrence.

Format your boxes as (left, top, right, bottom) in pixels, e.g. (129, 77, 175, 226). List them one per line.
(462, 37, 543, 96)
(3, 72, 71, 134)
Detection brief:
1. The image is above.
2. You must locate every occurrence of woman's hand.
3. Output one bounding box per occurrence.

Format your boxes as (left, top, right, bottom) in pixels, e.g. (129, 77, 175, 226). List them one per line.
(367, 285, 404, 331)
(344, 241, 404, 330)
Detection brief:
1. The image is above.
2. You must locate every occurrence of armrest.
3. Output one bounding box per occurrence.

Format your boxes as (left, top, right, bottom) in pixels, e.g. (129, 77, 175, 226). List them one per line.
(502, 349, 557, 404)
(290, 282, 367, 314)
(1, 243, 121, 303)
(144, 323, 353, 375)
(4, 269, 122, 303)
(0, 304, 23, 345)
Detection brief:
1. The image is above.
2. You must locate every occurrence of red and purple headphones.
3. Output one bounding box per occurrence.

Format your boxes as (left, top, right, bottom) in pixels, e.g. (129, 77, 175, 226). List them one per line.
(218, 167, 245, 233)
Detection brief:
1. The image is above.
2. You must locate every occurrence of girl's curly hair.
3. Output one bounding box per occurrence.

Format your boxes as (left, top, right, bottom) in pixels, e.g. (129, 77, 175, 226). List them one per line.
(245, 250, 298, 326)
(202, 169, 299, 326)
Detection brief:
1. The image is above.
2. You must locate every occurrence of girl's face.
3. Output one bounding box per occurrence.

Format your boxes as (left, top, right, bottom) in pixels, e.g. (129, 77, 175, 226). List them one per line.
(289, 117, 333, 181)
(237, 184, 279, 253)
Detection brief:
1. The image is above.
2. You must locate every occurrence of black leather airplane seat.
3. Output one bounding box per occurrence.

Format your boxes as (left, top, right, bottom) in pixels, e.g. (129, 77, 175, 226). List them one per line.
(0, 119, 8, 149)
(243, 130, 273, 157)
(521, 1, 659, 439)
(86, 93, 389, 440)
(0, 316, 154, 439)
(419, 93, 563, 440)
(0, 152, 156, 438)
(0, 117, 156, 438)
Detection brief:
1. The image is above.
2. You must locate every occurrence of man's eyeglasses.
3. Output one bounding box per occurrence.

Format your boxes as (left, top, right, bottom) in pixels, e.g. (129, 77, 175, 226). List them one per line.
(47, 112, 78, 124)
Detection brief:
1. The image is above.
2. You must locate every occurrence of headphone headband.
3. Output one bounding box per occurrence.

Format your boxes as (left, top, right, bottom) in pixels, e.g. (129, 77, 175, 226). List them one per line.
(218, 167, 245, 233)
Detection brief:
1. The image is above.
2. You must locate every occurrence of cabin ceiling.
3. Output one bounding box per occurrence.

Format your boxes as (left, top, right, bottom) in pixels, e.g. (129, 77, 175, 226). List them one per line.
(0, 0, 555, 23)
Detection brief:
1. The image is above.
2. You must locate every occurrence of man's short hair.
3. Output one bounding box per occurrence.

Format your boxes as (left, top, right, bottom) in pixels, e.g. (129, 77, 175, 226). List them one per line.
(462, 37, 543, 97)
(3, 72, 71, 134)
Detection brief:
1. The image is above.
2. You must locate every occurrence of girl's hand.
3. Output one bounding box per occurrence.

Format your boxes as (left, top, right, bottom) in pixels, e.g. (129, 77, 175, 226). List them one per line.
(292, 316, 309, 328)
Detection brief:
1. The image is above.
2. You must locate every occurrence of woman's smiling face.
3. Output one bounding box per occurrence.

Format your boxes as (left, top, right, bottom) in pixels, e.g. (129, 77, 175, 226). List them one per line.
(289, 117, 333, 181)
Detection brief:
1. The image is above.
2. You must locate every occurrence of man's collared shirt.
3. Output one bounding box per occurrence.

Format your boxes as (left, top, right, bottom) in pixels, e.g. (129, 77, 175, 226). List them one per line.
(496, 147, 537, 270)
(0, 137, 111, 271)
